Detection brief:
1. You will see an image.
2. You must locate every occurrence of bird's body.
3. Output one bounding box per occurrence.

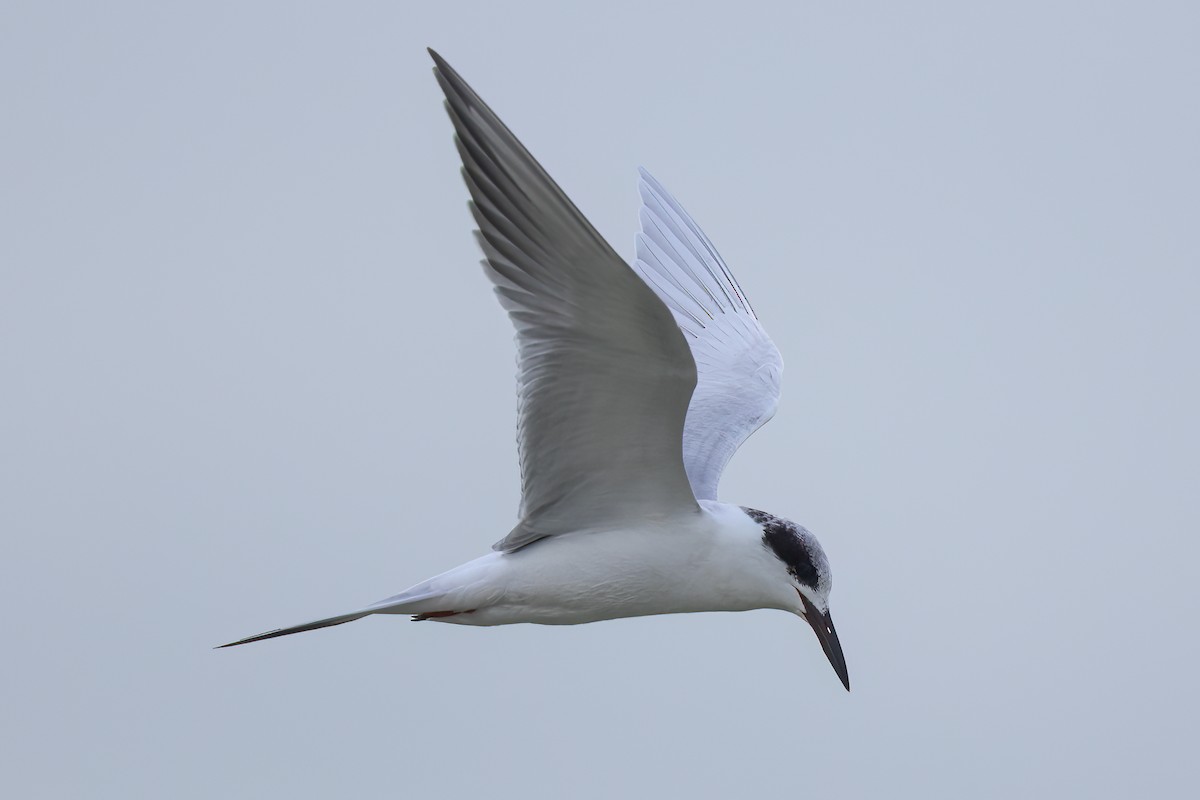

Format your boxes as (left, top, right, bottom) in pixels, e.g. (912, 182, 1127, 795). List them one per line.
(370, 501, 794, 627)
(221, 49, 851, 691)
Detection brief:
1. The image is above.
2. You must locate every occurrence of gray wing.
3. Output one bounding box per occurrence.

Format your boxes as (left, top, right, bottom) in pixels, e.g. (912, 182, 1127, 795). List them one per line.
(429, 52, 700, 552)
(633, 169, 784, 501)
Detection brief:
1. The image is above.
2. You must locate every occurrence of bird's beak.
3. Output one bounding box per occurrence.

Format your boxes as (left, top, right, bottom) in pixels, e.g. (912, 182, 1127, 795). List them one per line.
(799, 592, 850, 691)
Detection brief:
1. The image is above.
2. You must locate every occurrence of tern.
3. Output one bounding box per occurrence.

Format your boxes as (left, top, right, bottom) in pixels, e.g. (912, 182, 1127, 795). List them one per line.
(220, 49, 850, 691)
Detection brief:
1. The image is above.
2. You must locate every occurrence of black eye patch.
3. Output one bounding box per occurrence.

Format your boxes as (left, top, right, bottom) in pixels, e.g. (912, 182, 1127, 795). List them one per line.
(743, 507, 820, 589)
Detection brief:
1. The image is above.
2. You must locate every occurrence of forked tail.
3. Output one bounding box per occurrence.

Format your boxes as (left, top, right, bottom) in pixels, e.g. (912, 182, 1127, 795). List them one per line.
(216, 588, 449, 648)
(215, 611, 372, 648)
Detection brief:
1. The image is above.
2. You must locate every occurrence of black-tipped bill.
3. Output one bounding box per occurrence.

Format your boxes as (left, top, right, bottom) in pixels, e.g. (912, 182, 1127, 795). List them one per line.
(799, 593, 850, 691)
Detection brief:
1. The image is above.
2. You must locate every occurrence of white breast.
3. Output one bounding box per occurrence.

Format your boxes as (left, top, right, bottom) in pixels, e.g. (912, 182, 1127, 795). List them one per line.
(403, 502, 792, 626)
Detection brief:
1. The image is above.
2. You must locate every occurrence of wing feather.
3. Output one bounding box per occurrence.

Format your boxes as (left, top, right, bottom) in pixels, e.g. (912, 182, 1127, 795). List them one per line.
(633, 169, 784, 501)
(429, 52, 700, 552)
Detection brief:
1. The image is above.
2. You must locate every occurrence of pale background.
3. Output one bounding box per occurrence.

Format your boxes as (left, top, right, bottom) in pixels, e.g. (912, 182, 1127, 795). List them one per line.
(3, 2, 1198, 797)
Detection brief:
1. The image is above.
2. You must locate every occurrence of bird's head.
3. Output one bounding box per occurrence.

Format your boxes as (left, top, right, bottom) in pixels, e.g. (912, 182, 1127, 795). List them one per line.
(743, 507, 850, 691)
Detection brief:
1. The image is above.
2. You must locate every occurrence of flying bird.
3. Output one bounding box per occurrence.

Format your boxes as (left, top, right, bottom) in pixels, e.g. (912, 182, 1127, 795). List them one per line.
(220, 49, 850, 691)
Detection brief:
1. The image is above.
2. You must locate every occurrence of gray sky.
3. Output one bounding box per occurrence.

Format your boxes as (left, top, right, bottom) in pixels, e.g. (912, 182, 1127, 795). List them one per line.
(3, 1, 1198, 797)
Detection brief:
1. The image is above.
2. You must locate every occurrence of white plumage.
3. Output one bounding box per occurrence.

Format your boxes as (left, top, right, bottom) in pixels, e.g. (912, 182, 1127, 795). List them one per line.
(634, 168, 784, 503)
(220, 49, 849, 692)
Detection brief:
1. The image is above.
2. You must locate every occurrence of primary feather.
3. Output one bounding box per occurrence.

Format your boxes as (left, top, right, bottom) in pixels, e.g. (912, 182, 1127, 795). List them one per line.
(428, 51, 701, 552)
(633, 169, 783, 501)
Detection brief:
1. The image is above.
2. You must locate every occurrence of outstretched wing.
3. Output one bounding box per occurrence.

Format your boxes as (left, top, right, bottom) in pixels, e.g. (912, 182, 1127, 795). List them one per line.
(429, 52, 701, 552)
(633, 169, 784, 501)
